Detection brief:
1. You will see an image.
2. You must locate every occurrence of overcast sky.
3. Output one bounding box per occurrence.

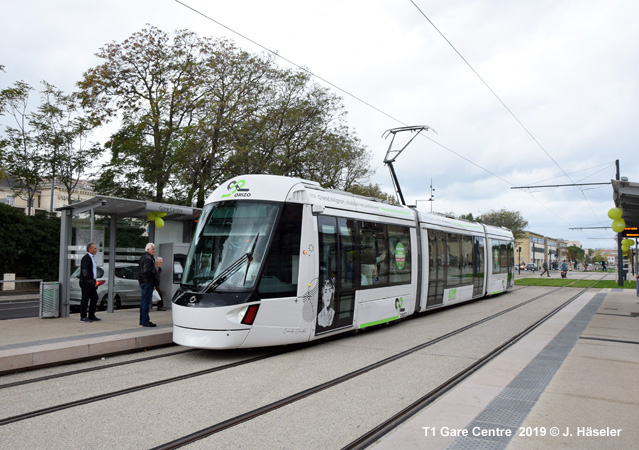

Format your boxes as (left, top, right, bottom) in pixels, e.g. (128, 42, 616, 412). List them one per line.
(2, 0, 637, 249)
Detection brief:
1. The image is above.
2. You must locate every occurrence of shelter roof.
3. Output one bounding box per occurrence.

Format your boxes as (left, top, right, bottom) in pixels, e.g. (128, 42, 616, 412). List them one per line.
(611, 179, 639, 228)
(56, 195, 200, 221)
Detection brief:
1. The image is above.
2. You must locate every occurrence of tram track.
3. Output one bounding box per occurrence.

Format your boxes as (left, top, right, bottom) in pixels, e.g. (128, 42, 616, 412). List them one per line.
(0, 280, 604, 446)
(148, 281, 602, 449)
(342, 280, 603, 449)
(0, 350, 287, 427)
(0, 348, 200, 390)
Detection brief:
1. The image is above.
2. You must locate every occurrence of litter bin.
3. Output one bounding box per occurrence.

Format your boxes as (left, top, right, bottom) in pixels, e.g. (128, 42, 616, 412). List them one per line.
(40, 281, 60, 318)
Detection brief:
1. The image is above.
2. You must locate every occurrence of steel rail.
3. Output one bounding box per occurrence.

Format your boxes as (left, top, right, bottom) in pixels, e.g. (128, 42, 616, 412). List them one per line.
(342, 278, 604, 449)
(149, 285, 576, 450)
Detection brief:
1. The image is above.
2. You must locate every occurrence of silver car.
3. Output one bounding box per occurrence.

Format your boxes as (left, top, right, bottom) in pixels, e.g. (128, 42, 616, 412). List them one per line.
(69, 263, 155, 312)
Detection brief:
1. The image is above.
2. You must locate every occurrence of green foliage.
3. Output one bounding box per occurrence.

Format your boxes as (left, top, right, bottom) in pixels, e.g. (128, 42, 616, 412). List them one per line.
(0, 80, 45, 215)
(566, 245, 585, 264)
(1, 80, 100, 211)
(346, 183, 397, 203)
(79, 26, 374, 206)
(477, 209, 528, 240)
(0, 204, 60, 280)
(515, 277, 636, 289)
(457, 213, 476, 222)
(514, 278, 575, 287)
(592, 279, 636, 289)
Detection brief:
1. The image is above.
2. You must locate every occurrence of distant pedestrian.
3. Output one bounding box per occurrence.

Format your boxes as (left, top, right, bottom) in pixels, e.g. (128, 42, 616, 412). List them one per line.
(138, 243, 159, 327)
(155, 256, 167, 311)
(79, 243, 101, 322)
(540, 261, 550, 277)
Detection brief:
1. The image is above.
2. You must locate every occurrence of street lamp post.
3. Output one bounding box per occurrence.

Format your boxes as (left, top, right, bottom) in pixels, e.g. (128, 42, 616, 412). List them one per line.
(518, 247, 522, 274)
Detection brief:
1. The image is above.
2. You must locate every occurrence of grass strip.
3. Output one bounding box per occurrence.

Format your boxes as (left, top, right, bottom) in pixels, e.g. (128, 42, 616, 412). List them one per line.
(515, 278, 637, 289)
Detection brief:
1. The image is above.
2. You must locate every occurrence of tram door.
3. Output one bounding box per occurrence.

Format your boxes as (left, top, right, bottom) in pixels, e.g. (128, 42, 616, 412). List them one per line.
(316, 215, 356, 334)
(472, 237, 485, 297)
(427, 231, 445, 307)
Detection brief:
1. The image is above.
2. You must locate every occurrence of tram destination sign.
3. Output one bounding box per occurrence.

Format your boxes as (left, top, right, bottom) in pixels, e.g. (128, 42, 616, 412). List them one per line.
(622, 227, 639, 237)
(145, 202, 194, 217)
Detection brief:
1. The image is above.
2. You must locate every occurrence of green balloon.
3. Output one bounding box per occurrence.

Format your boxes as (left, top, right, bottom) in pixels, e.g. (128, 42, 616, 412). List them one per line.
(611, 219, 625, 233)
(155, 217, 165, 229)
(607, 207, 622, 220)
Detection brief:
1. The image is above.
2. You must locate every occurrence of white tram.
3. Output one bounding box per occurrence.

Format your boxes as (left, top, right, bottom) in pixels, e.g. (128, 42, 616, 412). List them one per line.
(172, 175, 515, 349)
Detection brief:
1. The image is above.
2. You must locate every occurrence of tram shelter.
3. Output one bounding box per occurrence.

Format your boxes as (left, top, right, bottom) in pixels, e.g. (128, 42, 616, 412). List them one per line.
(611, 178, 639, 285)
(56, 196, 200, 317)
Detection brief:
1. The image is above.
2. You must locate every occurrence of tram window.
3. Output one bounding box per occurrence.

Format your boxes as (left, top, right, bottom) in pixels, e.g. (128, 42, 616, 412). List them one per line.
(258, 204, 302, 298)
(388, 225, 411, 285)
(359, 222, 388, 287)
(490, 239, 513, 275)
(337, 293, 355, 320)
(460, 235, 473, 286)
(318, 216, 338, 281)
(338, 218, 357, 290)
(446, 233, 461, 288)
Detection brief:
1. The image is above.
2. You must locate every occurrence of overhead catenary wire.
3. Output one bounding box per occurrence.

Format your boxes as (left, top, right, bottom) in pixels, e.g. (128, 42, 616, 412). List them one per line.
(408, 0, 605, 231)
(173, 0, 606, 240)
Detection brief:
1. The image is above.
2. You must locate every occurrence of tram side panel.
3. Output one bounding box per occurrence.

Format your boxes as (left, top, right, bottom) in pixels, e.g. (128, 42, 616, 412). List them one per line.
(419, 223, 489, 309)
(241, 204, 316, 348)
(485, 231, 515, 295)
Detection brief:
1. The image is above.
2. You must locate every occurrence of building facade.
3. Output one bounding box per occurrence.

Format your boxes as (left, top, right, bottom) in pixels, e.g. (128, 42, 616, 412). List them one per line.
(0, 178, 95, 216)
(515, 231, 569, 270)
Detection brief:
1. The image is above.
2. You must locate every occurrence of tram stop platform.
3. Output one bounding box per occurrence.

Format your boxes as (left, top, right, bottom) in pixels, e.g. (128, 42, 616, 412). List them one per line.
(373, 287, 639, 449)
(0, 287, 637, 449)
(0, 306, 173, 374)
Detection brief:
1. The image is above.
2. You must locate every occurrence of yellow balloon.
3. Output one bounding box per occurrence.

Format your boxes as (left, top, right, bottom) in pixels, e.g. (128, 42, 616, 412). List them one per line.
(611, 218, 625, 233)
(621, 244, 629, 252)
(155, 217, 165, 229)
(156, 212, 167, 218)
(607, 207, 622, 220)
(147, 211, 157, 220)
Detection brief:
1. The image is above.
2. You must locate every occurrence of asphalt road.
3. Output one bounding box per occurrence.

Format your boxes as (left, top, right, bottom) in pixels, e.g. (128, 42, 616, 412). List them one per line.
(0, 298, 40, 320)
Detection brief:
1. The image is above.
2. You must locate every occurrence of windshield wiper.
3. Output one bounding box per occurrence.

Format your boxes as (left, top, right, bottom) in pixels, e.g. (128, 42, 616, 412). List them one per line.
(201, 234, 259, 294)
(241, 233, 260, 286)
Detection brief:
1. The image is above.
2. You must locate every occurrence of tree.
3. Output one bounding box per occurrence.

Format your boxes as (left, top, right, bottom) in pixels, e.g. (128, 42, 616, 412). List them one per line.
(1, 80, 99, 213)
(566, 245, 585, 267)
(476, 209, 528, 240)
(0, 81, 46, 215)
(30, 82, 101, 208)
(347, 183, 396, 204)
(457, 213, 476, 222)
(79, 26, 374, 206)
(79, 26, 223, 203)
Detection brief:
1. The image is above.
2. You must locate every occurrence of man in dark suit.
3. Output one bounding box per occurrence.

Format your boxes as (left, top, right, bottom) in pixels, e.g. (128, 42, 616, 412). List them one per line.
(138, 242, 159, 327)
(79, 242, 101, 322)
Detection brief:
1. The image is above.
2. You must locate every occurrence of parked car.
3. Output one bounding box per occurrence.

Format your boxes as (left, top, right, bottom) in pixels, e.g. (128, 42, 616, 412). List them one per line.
(526, 264, 537, 271)
(69, 263, 156, 312)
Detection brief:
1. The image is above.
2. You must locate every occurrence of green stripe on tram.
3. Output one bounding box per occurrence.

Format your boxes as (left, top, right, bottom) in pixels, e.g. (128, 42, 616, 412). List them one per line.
(380, 207, 413, 216)
(359, 315, 400, 329)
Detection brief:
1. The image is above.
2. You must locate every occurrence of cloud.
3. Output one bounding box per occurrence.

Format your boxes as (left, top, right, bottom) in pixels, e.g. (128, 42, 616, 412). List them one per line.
(1, 0, 637, 250)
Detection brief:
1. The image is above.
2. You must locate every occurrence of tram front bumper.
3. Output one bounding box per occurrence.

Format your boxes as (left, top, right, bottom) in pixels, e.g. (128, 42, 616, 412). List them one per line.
(171, 303, 251, 349)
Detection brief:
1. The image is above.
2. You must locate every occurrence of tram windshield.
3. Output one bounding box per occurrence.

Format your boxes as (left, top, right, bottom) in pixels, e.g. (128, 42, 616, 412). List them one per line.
(182, 201, 279, 291)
